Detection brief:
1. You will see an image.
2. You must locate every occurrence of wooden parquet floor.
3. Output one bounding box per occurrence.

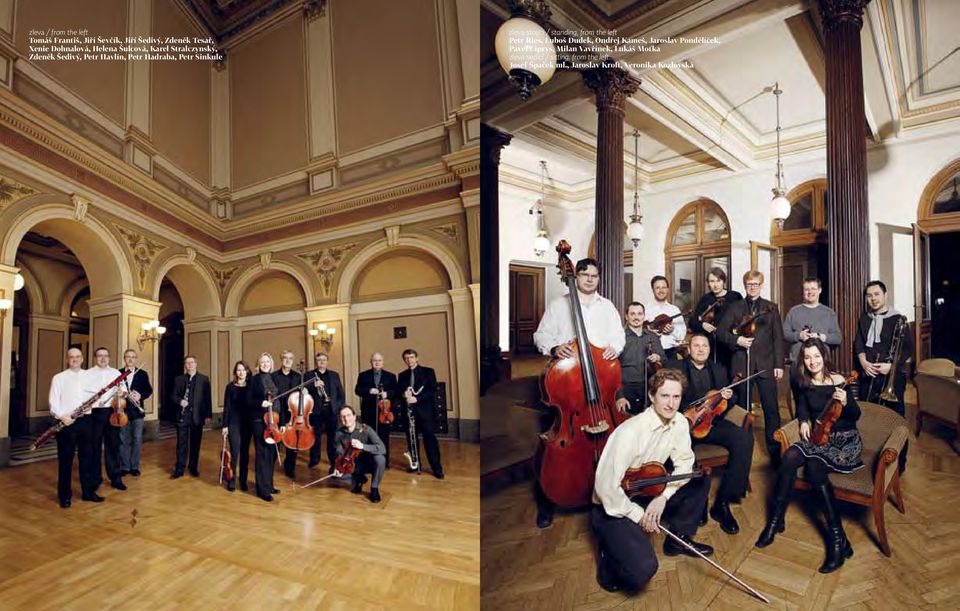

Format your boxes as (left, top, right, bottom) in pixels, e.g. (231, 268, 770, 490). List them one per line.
(481, 405, 960, 611)
(0, 431, 479, 610)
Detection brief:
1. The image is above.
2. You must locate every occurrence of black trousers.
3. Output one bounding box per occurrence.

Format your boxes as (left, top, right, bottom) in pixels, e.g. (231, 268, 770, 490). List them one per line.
(103, 420, 124, 483)
(694, 417, 754, 502)
(175, 419, 203, 473)
(56, 416, 96, 501)
(89, 408, 109, 489)
(352, 452, 386, 489)
(228, 418, 253, 486)
(251, 420, 277, 496)
(411, 403, 442, 474)
(591, 477, 709, 591)
(361, 403, 392, 466)
(302, 407, 337, 469)
(619, 383, 648, 414)
(736, 375, 780, 458)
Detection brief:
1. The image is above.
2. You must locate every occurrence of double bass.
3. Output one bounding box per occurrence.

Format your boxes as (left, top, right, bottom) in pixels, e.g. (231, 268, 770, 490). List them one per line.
(537, 241, 626, 508)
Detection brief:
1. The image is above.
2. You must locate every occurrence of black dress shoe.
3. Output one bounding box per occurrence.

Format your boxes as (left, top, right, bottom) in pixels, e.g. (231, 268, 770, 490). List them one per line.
(120, 470, 130, 477)
(271, 488, 281, 494)
(596, 550, 621, 592)
(171, 471, 184, 479)
(111, 480, 127, 491)
(536, 507, 554, 529)
(370, 488, 381, 503)
(710, 501, 740, 535)
(227, 480, 236, 492)
(351, 480, 364, 494)
(663, 534, 714, 557)
(59, 499, 71, 508)
(189, 469, 200, 477)
(81, 493, 105, 503)
(308, 460, 319, 468)
(240, 482, 248, 492)
(130, 469, 141, 477)
(433, 471, 445, 480)
(259, 494, 273, 502)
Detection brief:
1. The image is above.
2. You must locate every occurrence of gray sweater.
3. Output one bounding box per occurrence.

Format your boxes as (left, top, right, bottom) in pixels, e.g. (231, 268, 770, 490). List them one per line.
(783, 303, 842, 363)
(334, 425, 386, 456)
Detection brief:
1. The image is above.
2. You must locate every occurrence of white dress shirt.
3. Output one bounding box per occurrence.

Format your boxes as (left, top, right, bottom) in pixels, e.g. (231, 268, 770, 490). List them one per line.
(49, 368, 87, 420)
(645, 301, 687, 350)
(83, 366, 122, 408)
(533, 291, 625, 357)
(592, 407, 695, 523)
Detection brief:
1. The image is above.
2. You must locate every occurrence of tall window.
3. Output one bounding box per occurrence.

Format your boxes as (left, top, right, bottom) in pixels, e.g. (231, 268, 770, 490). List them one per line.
(665, 199, 731, 313)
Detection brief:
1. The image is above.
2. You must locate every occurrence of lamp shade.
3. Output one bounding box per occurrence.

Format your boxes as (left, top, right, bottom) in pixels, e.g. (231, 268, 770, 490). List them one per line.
(13, 273, 24, 291)
(495, 17, 556, 88)
(533, 232, 551, 256)
(0, 298, 12, 311)
(772, 193, 792, 221)
(627, 218, 644, 244)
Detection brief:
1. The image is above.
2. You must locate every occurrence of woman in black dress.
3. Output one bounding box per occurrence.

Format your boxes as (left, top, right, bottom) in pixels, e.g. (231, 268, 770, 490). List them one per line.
(221, 361, 251, 492)
(689, 267, 742, 368)
(248, 352, 282, 502)
(755, 338, 863, 573)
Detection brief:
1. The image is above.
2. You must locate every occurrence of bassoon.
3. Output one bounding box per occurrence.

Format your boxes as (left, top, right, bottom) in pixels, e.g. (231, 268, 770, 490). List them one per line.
(31, 370, 132, 450)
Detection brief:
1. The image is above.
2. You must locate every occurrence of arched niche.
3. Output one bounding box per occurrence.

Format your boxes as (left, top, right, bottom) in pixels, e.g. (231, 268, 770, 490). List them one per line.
(238, 271, 307, 316)
(224, 260, 317, 317)
(351, 248, 451, 302)
(918, 157, 960, 233)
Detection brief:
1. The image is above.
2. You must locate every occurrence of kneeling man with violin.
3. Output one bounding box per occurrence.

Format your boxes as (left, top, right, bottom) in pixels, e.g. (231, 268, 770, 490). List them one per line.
(591, 368, 712, 593)
(333, 405, 386, 503)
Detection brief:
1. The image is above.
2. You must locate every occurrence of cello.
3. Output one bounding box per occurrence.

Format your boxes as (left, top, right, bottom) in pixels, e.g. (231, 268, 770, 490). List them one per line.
(537, 241, 626, 508)
(281, 361, 315, 451)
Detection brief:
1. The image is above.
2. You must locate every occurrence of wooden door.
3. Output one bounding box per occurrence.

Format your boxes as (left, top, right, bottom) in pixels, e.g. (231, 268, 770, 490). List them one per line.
(509, 265, 545, 354)
(913, 223, 932, 363)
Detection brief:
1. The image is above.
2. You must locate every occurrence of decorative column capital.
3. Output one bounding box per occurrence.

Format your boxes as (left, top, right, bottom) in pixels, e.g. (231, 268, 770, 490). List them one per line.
(481, 123, 513, 166)
(582, 61, 640, 113)
(818, 0, 871, 29)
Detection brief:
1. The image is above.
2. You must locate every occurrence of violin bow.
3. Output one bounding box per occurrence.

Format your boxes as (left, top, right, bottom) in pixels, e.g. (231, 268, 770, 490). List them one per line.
(687, 370, 768, 407)
(219, 432, 226, 485)
(658, 524, 770, 604)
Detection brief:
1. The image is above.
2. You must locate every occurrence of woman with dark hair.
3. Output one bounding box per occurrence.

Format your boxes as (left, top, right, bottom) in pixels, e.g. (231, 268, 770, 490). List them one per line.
(221, 360, 251, 492)
(689, 266, 742, 368)
(755, 338, 863, 574)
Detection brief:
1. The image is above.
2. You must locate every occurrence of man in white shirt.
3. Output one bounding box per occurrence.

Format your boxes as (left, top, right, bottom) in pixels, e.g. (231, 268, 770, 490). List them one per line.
(49, 348, 98, 506)
(646, 276, 687, 360)
(591, 368, 712, 593)
(532, 257, 625, 528)
(83, 346, 126, 493)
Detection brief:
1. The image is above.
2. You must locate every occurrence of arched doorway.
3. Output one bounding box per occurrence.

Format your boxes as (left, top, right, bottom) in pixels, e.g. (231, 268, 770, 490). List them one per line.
(664, 199, 731, 312)
(771, 180, 829, 312)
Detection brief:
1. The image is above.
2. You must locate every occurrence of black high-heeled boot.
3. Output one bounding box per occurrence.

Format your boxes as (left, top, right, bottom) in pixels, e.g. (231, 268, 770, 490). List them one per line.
(817, 483, 853, 573)
(756, 470, 796, 548)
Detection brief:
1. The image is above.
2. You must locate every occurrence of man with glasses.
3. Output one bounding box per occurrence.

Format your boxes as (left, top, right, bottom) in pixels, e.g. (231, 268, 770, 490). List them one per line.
(532, 257, 625, 528)
(50, 348, 98, 505)
(783, 277, 841, 407)
(304, 351, 345, 474)
(118, 348, 153, 478)
(718, 270, 785, 463)
(84, 346, 126, 493)
(170, 356, 212, 478)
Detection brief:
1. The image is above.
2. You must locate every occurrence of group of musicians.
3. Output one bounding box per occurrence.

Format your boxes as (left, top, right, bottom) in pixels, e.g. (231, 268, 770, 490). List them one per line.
(49, 346, 445, 507)
(533, 258, 912, 593)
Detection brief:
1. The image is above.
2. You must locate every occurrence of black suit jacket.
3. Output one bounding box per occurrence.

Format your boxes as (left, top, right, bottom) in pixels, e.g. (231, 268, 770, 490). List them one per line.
(397, 366, 437, 414)
(717, 297, 785, 379)
(667, 359, 730, 410)
(303, 368, 345, 416)
(122, 368, 153, 420)
(170, 373, 212, 426)
(355, 368, 398, 418)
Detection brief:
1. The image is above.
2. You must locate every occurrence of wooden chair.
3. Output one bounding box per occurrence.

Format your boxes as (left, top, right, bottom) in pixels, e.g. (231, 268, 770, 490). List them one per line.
(913, 358, 960, 442)
(772, 402, 910, 556)
(694, 404, 754, 491)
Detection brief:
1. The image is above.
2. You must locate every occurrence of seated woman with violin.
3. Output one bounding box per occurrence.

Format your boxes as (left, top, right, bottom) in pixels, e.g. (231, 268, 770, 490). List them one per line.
(689, 267, 742, 369)
(667, 333, 754, 535)
(756, 338, 863, 574)
(333, 405, 387, 503)
(248, 353, 283, 502)
(592, 368, 712, 593)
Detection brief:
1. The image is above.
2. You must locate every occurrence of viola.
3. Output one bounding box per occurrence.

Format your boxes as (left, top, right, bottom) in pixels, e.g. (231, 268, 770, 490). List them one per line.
(645, 309, 688, 334)
(263, 389, 283, 445)
(281, 362, 315, 451)
(108, 387, 128, 428)
(537, 240, 625, 508)
(646, 339, 663, 374)
(620, 461, 703, 500)
(220, 431, 233, 484)
(335, 439, 363, 475)
(377, 384, 394, 424)
(731, 305, 773, 338)
(810, 372, 858, 446)
(683, 370, 765, 438)
(699, 296, 726, 325)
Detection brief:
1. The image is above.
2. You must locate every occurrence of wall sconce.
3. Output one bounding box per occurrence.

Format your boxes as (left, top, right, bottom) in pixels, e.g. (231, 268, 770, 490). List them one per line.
(0, 297, 11, 321)
(309, 323, 336, 351)
(137, 319, 166, 349)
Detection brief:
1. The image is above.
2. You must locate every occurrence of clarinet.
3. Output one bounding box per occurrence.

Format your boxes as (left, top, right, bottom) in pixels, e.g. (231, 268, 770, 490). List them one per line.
(179, 379, 192, 423)
(403, 384, 423, 473)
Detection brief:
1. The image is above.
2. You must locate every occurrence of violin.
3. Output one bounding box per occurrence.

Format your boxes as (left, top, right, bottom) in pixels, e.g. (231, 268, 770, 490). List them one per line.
(377, 384, 394, 424)
(335, 439, 363, 475)
(699, 296, 726, 325)
(683, 370, 766, 438)
(645, 339, 663, 374)
(620, 461, 703, 500)
(108, 386, 128, 428)
(675, 343, 690, 360)
(538, 240, 625, 508)
(219, 431, 233, 484)
(730, 305, 773, 338)
(281, 362, 315, 451)
(810, 372, 858, 446)
(645, 309, 688, 334)
(263, 390, 283, 445)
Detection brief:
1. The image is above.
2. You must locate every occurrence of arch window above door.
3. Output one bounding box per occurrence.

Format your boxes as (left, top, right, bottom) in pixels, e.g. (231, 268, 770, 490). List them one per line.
(664, 199, 731, 313)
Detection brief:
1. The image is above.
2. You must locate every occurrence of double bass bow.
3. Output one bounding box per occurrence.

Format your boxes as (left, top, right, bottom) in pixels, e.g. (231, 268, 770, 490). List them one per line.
(537, 240, 625, 508)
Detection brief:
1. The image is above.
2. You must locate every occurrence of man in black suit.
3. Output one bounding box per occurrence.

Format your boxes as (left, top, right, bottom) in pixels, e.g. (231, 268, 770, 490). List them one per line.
(667, 334, 754, 535)
(170, 356, 212, 478)
(304, 351, 344, 472)
(354, 352, 398, 467)
(119, 349, 153, 477)
(717, 270, 785, 463)
(397, 348, 443, 479)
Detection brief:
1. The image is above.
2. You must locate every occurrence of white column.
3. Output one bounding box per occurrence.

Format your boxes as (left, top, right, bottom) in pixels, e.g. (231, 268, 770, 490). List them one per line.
(449, 287, 479, 442)
(305, 8, 336, 158)
(0, 264, 17, 445)
(211, 58, 231, 217)
(125, 0, 152, 133)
